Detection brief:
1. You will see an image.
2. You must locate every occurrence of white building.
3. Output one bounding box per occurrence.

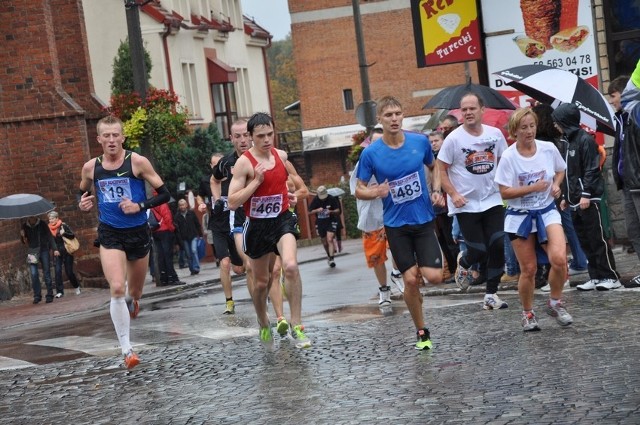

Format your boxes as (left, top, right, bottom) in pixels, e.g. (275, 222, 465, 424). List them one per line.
(82, 0, 272, 138)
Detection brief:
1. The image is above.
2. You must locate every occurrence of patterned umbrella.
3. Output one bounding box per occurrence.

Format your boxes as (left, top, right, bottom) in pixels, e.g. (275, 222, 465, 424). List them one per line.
(0, 194, 55, 220)
(494, 64, 616, 136)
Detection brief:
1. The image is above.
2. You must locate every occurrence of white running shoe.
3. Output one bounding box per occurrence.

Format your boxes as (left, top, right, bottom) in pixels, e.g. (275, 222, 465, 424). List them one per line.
(483, 294, 508, 310)
(75, 287, 81, 295)
(390, 271, 404, 294)
(378, 286, 391, 307)
(595, 279, 622, 291)
(540, 280, 570, 292)
(576, 279, 598, 291)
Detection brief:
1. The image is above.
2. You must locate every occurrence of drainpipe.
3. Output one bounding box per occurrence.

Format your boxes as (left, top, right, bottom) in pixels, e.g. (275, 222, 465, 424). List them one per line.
(162, 23, 174, 93)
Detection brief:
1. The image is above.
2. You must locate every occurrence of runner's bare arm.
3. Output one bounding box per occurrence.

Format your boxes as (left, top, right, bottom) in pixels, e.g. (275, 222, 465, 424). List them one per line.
(78, 159, 96, 211)
(285, 160, 308, 200)
(355, 178, 388, 200)
(228, 156, 260, 210)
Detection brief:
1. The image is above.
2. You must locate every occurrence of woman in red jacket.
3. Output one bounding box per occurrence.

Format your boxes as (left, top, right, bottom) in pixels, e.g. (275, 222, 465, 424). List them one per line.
(151, 202, 185, 286)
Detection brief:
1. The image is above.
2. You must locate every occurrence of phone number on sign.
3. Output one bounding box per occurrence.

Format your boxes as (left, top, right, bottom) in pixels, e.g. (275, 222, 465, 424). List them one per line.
(533, 54, 593, 76)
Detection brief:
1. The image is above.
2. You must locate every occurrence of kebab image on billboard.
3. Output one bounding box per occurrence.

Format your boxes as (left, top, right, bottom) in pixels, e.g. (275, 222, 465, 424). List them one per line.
(514, 0, 589, 58)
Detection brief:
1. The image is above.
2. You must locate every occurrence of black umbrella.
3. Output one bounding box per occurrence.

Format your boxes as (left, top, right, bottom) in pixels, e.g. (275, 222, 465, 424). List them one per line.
(0, 194, 55, 220)
(423, 83, 516, 111)
(494, 64, 616, 136)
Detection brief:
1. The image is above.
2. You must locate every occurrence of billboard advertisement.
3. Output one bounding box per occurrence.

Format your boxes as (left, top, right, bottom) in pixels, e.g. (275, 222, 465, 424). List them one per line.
(483, 0, 599, 108)
(411, 0, 483, 68)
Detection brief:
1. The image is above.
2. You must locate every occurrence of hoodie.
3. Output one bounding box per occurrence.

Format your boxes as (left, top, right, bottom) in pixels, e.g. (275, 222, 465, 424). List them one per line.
(551, 103, 604, 205)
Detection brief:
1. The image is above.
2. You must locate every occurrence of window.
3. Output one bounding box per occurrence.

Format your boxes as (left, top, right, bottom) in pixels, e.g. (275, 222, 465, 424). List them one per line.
(181, 62, 201, 118)
(343, 89, 354, 111)
(235, 67, 252, 117)
(212, 82, 238, 139)
(220, 0, 241, 28)
(168, 0, 190, 20)
(603, 0, 640, 78)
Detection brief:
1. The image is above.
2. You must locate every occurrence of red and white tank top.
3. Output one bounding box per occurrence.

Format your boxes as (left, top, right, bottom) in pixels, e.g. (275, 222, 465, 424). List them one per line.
(243, 149, 290, 219)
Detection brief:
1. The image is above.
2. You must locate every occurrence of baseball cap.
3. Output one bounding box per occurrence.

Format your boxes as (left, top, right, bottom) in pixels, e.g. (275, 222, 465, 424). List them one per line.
(317, 185, 328, 200)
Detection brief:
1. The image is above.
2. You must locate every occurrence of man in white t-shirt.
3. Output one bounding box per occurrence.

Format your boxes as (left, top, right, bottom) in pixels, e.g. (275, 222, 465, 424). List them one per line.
(437, 93, 509, 310)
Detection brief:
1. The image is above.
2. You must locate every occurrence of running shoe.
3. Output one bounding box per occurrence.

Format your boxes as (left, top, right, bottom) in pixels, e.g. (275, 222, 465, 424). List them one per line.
(521, 311, 541, 332)
(260, 326, 273, 344)
(624, 274, 640, 288)
(546, 299, 573, 326)
(223, 300, 235, 315)
(123, 350, 140, 369)
(576, 279, 598, 291)
(390, 271, 405, 293)
(75, 287, 81, 296)
(291, 325, 311, 348)
(328, 257, 336, 268)
(55, 292, 63, 298)
(415, 328, 432, 350)
(276, 317, 289, 336)
(595, 279, 622, 291)
(378, 286, 391, 307)
(454, 252, 473, 291)
(483, 294, 508, 310)
(540, 280, 570, 292)
(126, 297, 139, 319)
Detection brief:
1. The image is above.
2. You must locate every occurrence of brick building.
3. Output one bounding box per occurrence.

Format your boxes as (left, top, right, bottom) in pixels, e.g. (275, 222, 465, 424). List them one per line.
(287, 0, 640, 243)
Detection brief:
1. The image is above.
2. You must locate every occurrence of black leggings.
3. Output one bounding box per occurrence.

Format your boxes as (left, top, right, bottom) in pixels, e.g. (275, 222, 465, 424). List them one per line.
(456, 205, 505, 294)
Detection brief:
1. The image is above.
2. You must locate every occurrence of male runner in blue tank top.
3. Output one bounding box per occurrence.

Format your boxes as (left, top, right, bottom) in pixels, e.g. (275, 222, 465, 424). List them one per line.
(356, 95, 445, 351)
(78, 115, 170, 369)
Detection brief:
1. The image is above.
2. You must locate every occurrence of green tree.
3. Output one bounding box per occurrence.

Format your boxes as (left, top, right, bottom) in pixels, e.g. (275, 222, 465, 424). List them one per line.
(110, 39, 153, 95)
(267, 35, 300, 133)
(153, 124, 233, 197)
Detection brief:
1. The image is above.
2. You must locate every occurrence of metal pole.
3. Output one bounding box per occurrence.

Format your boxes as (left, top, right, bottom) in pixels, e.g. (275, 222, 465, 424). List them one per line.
(124, 0, 151, 159)
(352, 0, 375, 132)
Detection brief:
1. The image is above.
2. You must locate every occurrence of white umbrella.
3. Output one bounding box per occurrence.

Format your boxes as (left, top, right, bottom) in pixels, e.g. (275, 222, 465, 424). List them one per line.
(0, 194, 55, 220)
(494, 64, 616, 135)
(327, 187, 345, 197)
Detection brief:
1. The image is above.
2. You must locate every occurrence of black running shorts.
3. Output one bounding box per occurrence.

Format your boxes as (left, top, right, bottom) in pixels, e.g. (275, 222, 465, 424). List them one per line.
(97, 223, 151, 261)
(212, 230, 243, 267)
(316, 219, 338, 238)
(385, 221, 442, 273)
(243, 210, 300, 259)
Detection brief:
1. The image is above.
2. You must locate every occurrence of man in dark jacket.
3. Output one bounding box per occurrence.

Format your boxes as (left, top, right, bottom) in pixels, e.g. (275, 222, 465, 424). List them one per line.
(609, 59, 640, 288)
(21, 215, 59, 303)
(552, 103, 621, 291)
(174, 198, 203, 275)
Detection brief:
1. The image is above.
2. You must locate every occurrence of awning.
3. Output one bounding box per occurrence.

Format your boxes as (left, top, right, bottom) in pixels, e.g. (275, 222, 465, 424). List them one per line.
(204, 49, 237, 84)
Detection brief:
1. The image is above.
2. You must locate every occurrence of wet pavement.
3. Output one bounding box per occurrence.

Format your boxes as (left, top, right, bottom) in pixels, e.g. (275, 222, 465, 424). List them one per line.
(0, 239, 639, 424)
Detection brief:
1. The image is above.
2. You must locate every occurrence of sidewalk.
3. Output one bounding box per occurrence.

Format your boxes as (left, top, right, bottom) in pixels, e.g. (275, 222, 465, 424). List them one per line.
(0, 238, 362, 330)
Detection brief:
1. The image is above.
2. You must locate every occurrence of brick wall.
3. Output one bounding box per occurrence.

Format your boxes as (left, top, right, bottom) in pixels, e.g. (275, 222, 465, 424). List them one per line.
(0, 0, 104, 296)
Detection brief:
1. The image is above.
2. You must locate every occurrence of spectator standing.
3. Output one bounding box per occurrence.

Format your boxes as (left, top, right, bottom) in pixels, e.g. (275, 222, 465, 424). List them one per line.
(609, 61, 640, 288)
(151, 201, 185, 287)
(21, 215, 59, 304)
(48, 211, 81, 296)
(553, 103, 622, 290)
(174, 199, 202, 275)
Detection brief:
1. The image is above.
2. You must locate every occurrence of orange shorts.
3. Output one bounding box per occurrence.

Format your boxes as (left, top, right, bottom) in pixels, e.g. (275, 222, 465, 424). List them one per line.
(362, 228, 388, 268)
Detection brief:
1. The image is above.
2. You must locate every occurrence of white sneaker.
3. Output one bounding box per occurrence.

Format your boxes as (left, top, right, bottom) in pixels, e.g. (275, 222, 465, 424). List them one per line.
(595, 279, 622, 291)
(55, 292, 63, 298)
(483, 294, 508, 310)
(390, 271, 404, 294)
(75, 287, 81, 295)
(540, 280, 570, 292)
(378, 286, 391, 307)
(576, 279, 598, 291)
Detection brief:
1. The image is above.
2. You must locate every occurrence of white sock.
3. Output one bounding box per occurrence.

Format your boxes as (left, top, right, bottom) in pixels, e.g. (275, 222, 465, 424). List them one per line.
(110, 297, 132, 355)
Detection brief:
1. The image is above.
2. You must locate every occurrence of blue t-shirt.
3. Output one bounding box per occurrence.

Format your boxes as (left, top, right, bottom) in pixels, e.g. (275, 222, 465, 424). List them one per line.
(356, 131, 435, 227)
